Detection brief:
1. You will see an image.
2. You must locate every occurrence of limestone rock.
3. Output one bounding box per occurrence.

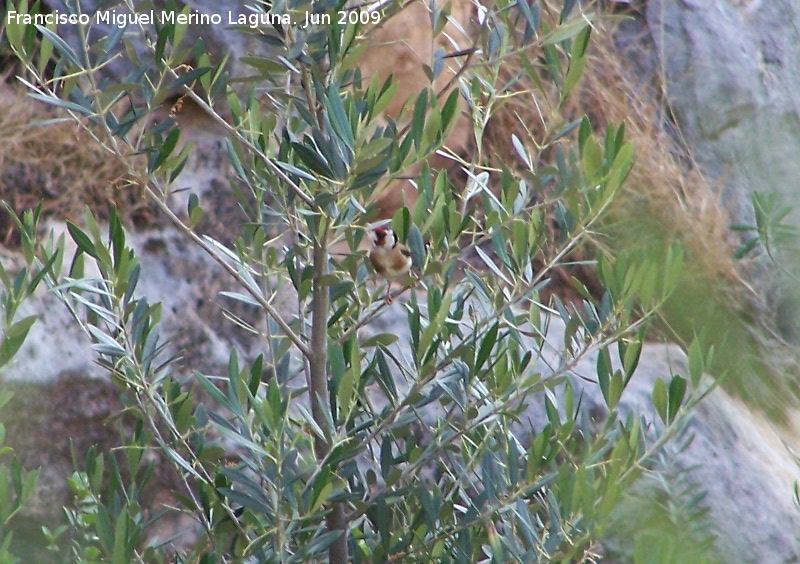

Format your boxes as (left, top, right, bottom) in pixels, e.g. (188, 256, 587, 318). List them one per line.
(646, 0, 800, 235)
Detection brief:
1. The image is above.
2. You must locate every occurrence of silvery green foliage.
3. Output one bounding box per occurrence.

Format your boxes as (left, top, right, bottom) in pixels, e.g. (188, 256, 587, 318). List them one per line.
(7, 0, 714, 561)
(0, 206, 60, 561)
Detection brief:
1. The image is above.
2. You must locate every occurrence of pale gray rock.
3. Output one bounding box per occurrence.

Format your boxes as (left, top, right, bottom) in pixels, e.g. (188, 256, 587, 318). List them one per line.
(646, 0, 800, 229)
(643, 0, 800, 341)
(531, 316, 800, 562)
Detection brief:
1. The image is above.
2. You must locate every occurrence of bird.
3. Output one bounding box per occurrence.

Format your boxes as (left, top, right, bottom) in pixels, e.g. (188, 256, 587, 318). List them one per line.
(368, 226, 413, 304)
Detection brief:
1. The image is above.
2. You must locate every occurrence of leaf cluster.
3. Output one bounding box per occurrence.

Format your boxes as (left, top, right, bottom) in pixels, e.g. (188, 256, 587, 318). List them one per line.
(2, 0, 722, 561)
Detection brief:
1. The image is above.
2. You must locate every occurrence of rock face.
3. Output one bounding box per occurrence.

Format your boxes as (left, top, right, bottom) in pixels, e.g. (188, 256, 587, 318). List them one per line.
(626, 4, 800, 556)
(647, 0, 800, 229)
(597, 358, 800, 562)
(684, 390, 800, 563)
(644, 0, 800, 341)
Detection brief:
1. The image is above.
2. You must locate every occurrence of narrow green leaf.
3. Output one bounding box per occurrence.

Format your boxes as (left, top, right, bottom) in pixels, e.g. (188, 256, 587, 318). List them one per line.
(597, 346, 611, 403)
(151, 127, 181, 172)
(440, 88, 459, 132)
(572, 25, 592, 57)
(668, 375, 687, 423)
(5, 6, 23, 53)
(0, 316, 36, 366)
(621, 329, 644, 384)
(417, 292, 453, 362)
(607, 370, 623, 410)
(561, 54, 586, 100)
(542, 14, 592, 46)
(217, 487, 271, 514)
(652, 378, 668, 424)
(27, 93, 93, 117)
(167, 67, 212, 91)
(408, 224, 425, 269)
(411, 89, 428, 149)
(374, 349, 398, 403)
(219, 291, 260, 307)
(67, 221, 98, 259)
(96, 505, 114, 555)
(370, 80, 397, 120)
(338, 371, 356, 418)
(35, 25, 82, 68)
(517, 0, 540, 35)
(361, 333, 399, 347)
(581, 136, 602, 182)
(38, 22, 56, 74)
(326, 84, 355, 153)
(511, 134, 532, 170)
(5, 315, 36, 340)
(687, 338, 704, 387)
(310, 482, 333, 514)
(475, 323, 498, 373)
(225, 138, 248, 183)
(475, 247, 510, 285)
(194, 371, 233, 412)
(733, 237, 759, 260)
(605, 141, 634, 194)
(172, 5, 192, 48)
(275, 159, 318, 182)
(112, 508, 129, 564)
(544, 392, 560, 426)
(291, 142, 333, 178)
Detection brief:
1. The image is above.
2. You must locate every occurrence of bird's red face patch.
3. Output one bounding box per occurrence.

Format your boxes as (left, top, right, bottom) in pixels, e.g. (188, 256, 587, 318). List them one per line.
(373, 227, 389, 245)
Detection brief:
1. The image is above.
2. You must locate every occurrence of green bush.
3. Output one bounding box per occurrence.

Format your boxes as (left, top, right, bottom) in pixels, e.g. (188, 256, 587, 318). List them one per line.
(5, 0, 716, 561)
(0, 205, 59, 562)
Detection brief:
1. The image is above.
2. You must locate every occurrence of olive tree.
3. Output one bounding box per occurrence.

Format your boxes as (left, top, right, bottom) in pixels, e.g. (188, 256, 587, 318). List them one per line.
(5, 0, 714, 561)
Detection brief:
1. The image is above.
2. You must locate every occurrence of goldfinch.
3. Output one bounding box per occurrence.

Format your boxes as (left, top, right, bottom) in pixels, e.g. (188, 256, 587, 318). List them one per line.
(368, 226, 413, 303)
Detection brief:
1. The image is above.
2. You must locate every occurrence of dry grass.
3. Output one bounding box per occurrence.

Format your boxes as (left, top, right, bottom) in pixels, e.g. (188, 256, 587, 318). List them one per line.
(479, 5, 799, 418)
(0, 85, 153, 245)
(570, 20, 740, 291)
(585, 23, 797, 417)
(483, 9, 736, 281)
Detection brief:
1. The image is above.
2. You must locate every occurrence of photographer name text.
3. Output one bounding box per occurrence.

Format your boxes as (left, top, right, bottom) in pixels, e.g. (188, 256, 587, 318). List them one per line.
(6, 8, 380, 30)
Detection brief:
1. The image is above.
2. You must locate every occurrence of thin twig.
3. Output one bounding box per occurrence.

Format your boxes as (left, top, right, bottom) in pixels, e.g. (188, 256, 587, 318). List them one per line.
(142, 183, 312, 358)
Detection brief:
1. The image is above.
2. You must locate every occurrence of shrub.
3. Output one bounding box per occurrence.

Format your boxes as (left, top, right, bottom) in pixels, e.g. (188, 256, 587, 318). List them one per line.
(0, 205, 60, 561)
(5, 0, 714, 561)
